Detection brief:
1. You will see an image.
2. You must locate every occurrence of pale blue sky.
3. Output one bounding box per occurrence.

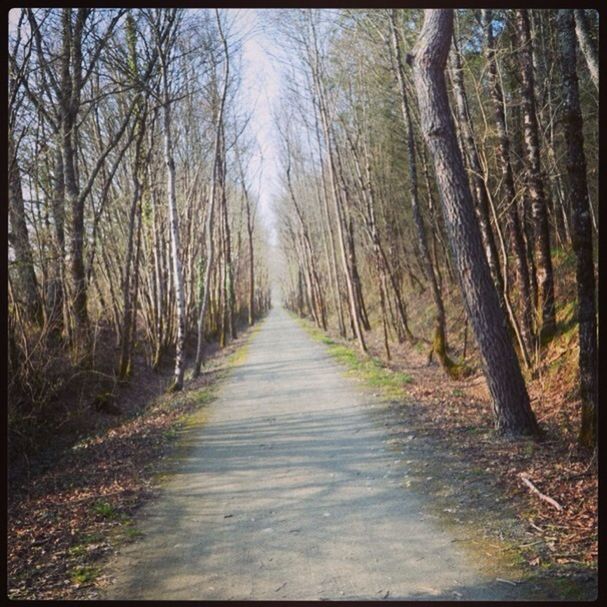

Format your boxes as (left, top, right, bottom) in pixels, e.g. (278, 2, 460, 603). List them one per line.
(228, 9, 282, 246)
(10, 8, 283, 243)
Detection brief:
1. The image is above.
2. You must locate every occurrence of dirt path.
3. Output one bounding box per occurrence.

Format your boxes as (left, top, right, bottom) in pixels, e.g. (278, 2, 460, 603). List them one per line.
(102, 306, 536, 600)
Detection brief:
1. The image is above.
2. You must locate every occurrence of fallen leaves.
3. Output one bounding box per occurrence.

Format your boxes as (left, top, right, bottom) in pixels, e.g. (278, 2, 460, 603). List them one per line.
(360, 321, 597, 574)
(8, 366, 221, 600)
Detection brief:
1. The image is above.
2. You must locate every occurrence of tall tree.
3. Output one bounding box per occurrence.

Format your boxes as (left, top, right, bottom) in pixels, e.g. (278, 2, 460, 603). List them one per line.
(411, 8, 538, 436)
(389, 9, 457, 375)
(573, 9, 598, 91)
(118, 13, 148, 379)
(8, 131, 43, 325)
(482, 9, 535, 362)
(193, 9, 230, 378)
(515, 9, 556, 341)
(307, 13, 368, 353)
(155, 9, 187, 390)
(557, 9, 597, 448)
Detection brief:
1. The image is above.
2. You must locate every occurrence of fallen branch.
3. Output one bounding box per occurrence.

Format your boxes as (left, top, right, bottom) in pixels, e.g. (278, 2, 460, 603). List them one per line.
(496, 577, 518, 586)
(519, 473, 564, 511)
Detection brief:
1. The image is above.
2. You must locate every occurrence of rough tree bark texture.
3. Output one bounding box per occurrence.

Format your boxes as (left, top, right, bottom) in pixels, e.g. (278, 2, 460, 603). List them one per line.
(411, 9, 538, 436)
(449, 35, 502, 298)
(557, 9, 597, 447)
(62, 8, 90, 336)
(515, 9, 556, 341)
(390, 10, 457, 375)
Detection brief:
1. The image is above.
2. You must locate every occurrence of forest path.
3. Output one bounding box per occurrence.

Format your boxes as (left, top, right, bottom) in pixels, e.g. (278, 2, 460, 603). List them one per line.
(103, 306, 524, 600)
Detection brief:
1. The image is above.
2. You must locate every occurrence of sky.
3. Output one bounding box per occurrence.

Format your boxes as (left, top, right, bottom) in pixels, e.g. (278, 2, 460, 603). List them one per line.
(9, 7, 284, 271)
(228, 9, 283, 247)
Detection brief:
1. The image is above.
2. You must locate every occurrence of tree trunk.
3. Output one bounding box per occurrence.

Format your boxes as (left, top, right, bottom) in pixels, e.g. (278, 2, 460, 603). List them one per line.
(515, 9, 556, 341)
(411, 8, 538, 436)
(557, 9, 597, 448)
(8, 131, 43, 325)
(482, 9, 535, 359)
(161, 49, 186, 391)
(573, 9, 598, 91)
(316, 86, 367, 351)
(118, 112, 146, 379)
(193, 10, 230, 377)
(61, 9, 92, 344)
(313, 101, 346, 337)
(391, 10, 456, 374)
(238, 165, 255, 326)
(307, 13, 367, 352)
(448, 34, 503, 298)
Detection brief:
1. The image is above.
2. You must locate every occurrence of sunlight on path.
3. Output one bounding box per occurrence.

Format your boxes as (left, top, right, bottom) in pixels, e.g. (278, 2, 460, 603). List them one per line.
(104, 306, 525, 600)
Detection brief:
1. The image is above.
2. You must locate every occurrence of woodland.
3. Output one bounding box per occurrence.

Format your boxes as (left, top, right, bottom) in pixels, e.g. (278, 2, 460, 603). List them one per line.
(7, 8, 598, 600)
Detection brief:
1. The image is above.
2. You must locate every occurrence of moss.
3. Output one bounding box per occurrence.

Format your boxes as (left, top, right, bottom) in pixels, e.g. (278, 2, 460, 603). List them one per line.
(228, 343, 251, 366)
(68, 544, 88, 558)
(71, 565, 100, 585)
(92, 501, 119, 519)
(432, 326, 473, 379)
(123, 526, 144, 540)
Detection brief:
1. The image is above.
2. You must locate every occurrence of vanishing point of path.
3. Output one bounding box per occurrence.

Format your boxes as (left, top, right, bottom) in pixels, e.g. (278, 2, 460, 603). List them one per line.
(104, 306, 526, 601)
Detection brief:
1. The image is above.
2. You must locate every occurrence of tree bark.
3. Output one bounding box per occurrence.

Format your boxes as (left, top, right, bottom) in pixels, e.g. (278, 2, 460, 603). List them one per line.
(8, 131, 43, 325)
(411, 9, 538, 436)
(515, 9, 556, 341)
(482, 9, 535, 360)
(193, 10, 229, 377)
(62, 9, 89, 338)
(557, 9, 597, 448)
(390, 10, 456, 373)
(314, 74, 367, 351)
(159, 13, 186, 390)
(573, 9, 598, 91)
(449, 35, 503, 298)
(313, 99, 347, 337)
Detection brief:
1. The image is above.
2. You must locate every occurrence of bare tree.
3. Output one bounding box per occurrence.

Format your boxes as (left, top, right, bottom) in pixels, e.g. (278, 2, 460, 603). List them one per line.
(153, 9, 187, 390)
(515, 9, 556, 341)
(193, 9, 230, 378)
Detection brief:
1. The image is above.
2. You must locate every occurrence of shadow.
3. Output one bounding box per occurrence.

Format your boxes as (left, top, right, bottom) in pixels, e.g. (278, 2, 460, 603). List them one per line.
(103, 307, 596, 601)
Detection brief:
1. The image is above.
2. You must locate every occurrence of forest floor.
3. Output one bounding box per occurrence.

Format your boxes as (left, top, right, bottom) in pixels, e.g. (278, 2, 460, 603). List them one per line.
(7, 324, 258, 600)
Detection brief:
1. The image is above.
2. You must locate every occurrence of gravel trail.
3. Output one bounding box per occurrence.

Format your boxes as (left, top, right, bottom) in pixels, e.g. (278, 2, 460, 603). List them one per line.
(103, 306, 527, 600)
